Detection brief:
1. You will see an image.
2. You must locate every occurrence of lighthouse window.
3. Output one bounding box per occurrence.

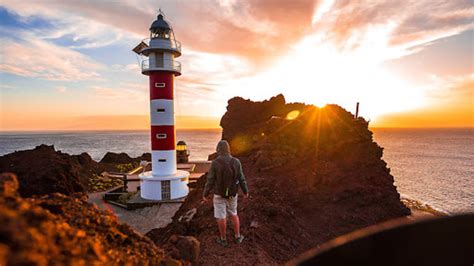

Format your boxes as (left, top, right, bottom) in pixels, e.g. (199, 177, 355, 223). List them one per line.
(157, 108, 166, 112)
(155, 82, 166, 88)
(156, 133, 167, 139)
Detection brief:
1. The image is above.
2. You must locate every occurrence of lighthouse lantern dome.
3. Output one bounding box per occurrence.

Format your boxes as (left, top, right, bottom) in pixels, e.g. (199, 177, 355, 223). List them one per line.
(150, 14, 172, 39)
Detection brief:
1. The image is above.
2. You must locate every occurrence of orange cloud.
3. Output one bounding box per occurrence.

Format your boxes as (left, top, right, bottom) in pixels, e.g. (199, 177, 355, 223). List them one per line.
(1, 0, 316, 67)
(0, 38, 102, 81)
(321, 0, 473, 53)
(175, 0, 317, 65)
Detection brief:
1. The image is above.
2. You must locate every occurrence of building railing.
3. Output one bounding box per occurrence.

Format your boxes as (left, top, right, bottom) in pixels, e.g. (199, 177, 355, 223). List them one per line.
(142, 37, 181, 53)
(141, 59, 181, 73)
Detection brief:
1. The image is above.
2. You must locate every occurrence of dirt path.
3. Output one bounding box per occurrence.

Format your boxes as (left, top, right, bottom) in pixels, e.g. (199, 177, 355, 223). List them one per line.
(87, 161, 212, 234)
(88, 191, 181, 234)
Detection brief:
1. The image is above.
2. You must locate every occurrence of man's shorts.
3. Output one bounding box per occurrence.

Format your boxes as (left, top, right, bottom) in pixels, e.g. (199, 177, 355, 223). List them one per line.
(213, 194, 238, 219)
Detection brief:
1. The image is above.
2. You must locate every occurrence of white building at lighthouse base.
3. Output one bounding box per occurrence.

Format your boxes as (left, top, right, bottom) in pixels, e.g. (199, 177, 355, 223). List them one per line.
(139, 170, 189, 201)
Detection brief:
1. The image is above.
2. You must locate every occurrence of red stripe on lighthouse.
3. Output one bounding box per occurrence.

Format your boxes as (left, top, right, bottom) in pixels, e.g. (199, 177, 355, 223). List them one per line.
(149, 72, 174, 100)
(151, 125, 175, 150)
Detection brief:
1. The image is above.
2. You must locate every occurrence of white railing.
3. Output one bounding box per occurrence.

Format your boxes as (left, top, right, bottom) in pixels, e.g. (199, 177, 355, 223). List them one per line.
(142, 37, 181, 53)
(141, 59, 181, 73)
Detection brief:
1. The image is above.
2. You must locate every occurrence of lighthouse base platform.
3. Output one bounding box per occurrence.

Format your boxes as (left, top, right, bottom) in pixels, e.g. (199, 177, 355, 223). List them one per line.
(139, 170, 189, 201)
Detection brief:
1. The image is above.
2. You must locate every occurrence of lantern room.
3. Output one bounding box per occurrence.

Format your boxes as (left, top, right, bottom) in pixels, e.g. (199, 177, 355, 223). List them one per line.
(177, 140, 190, 163)
(150, 14, 172, 39)
(133, 12, 182, 77)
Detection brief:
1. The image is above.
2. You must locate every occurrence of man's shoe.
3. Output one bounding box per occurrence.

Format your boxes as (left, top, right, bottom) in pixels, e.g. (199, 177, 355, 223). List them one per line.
(235, 235, 244, 244)
(216, 238, 228, 247)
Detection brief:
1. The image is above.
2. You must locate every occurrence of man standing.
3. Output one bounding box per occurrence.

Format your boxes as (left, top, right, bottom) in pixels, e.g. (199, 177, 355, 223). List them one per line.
(202, 140, 249, 247)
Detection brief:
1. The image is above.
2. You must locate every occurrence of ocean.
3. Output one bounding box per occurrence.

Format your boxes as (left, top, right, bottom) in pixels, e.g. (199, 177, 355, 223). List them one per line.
(0, 128, 472, 214)
(372, 128, 473, 214)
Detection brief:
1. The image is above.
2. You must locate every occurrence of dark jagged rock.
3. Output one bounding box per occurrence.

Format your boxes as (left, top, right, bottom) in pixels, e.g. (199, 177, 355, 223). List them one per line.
(99, 152, 134, 164)
(137, 152, 151, 162)
(0, 173, 178, 265)
(148, 94, 410, 265)
(0, 145, 101, 197)
(99, 152, 151, 164)
(0, 146, 151, 196)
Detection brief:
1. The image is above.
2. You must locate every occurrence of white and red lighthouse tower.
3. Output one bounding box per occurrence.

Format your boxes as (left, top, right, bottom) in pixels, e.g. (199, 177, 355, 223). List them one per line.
(133, 12, 189, 200)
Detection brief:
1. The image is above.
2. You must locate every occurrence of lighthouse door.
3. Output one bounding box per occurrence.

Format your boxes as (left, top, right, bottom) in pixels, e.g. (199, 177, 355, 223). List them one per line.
(161, 180, 171, 200)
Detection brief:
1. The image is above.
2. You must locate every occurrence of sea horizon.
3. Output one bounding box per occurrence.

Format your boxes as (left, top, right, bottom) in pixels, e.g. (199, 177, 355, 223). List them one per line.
(2, 126, 472, 136)
(1, 126, 473, 133)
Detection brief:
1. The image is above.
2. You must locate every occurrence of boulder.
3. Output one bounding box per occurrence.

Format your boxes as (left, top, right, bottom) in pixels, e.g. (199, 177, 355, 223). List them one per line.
(0, 173, 19, 198)
(99, 152, 134, 164)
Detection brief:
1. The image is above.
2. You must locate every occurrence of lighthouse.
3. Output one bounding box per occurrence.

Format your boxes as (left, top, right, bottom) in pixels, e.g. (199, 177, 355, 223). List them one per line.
(133, 12, 189, 200)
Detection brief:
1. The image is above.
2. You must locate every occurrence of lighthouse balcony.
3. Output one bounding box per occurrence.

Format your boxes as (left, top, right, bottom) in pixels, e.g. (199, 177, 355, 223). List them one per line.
(140, 38, 181, 56)
(141, 59, 181, 76)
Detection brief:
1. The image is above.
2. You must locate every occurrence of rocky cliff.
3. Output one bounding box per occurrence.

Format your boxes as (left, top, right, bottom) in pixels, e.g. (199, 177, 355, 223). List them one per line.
(147, 94, 410, 264)
(0, 146, 153, 196)
(99, 152, 151, 164)
(0, 145, 101, 197)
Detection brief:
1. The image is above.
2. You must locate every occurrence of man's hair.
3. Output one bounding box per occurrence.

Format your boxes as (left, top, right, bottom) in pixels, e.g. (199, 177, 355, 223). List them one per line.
(216, 140, 231, 155)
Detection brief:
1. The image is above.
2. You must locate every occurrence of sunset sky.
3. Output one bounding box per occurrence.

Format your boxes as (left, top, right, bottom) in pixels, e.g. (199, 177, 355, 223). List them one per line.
(0, 0, 473, 130)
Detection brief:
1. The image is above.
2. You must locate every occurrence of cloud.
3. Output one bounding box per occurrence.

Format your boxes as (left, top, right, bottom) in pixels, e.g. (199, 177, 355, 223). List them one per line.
(2, 0, 470, 68)
(179, 50, 253, 85)
(0, 0, 317, 66)
(91, 85, 146, 101)
(0, 84, 16, 89)
(56, 86, 67, 93)
(426, 74, 474, 105)
(111, 63, 140, 73)
(174, 0, 317, 65)
(390, 2, 473, 46)
(317, 0, 473, 57)
(0, 37, 102, 81)
(1, 0, 144, 45)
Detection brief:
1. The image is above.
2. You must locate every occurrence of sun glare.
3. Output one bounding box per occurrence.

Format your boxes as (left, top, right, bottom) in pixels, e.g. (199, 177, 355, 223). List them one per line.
(286, 110, 300, 120)
(231, 24, 428, 122)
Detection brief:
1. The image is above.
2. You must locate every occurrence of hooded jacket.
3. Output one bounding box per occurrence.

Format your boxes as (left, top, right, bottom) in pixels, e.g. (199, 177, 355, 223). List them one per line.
(203, 140, 249, 197)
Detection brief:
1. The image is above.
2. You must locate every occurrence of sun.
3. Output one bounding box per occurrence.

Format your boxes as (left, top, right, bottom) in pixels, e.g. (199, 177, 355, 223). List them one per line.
(234, 25, 428, 123)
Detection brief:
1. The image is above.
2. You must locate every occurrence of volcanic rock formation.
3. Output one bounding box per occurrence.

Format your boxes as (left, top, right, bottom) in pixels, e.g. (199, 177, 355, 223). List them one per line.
(99, 152, 151, 164)
(147, 94, 410, 264)
(0, 145, 154, 196)
(0, 145, 101, 197)
(0, 173, 179, 265)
